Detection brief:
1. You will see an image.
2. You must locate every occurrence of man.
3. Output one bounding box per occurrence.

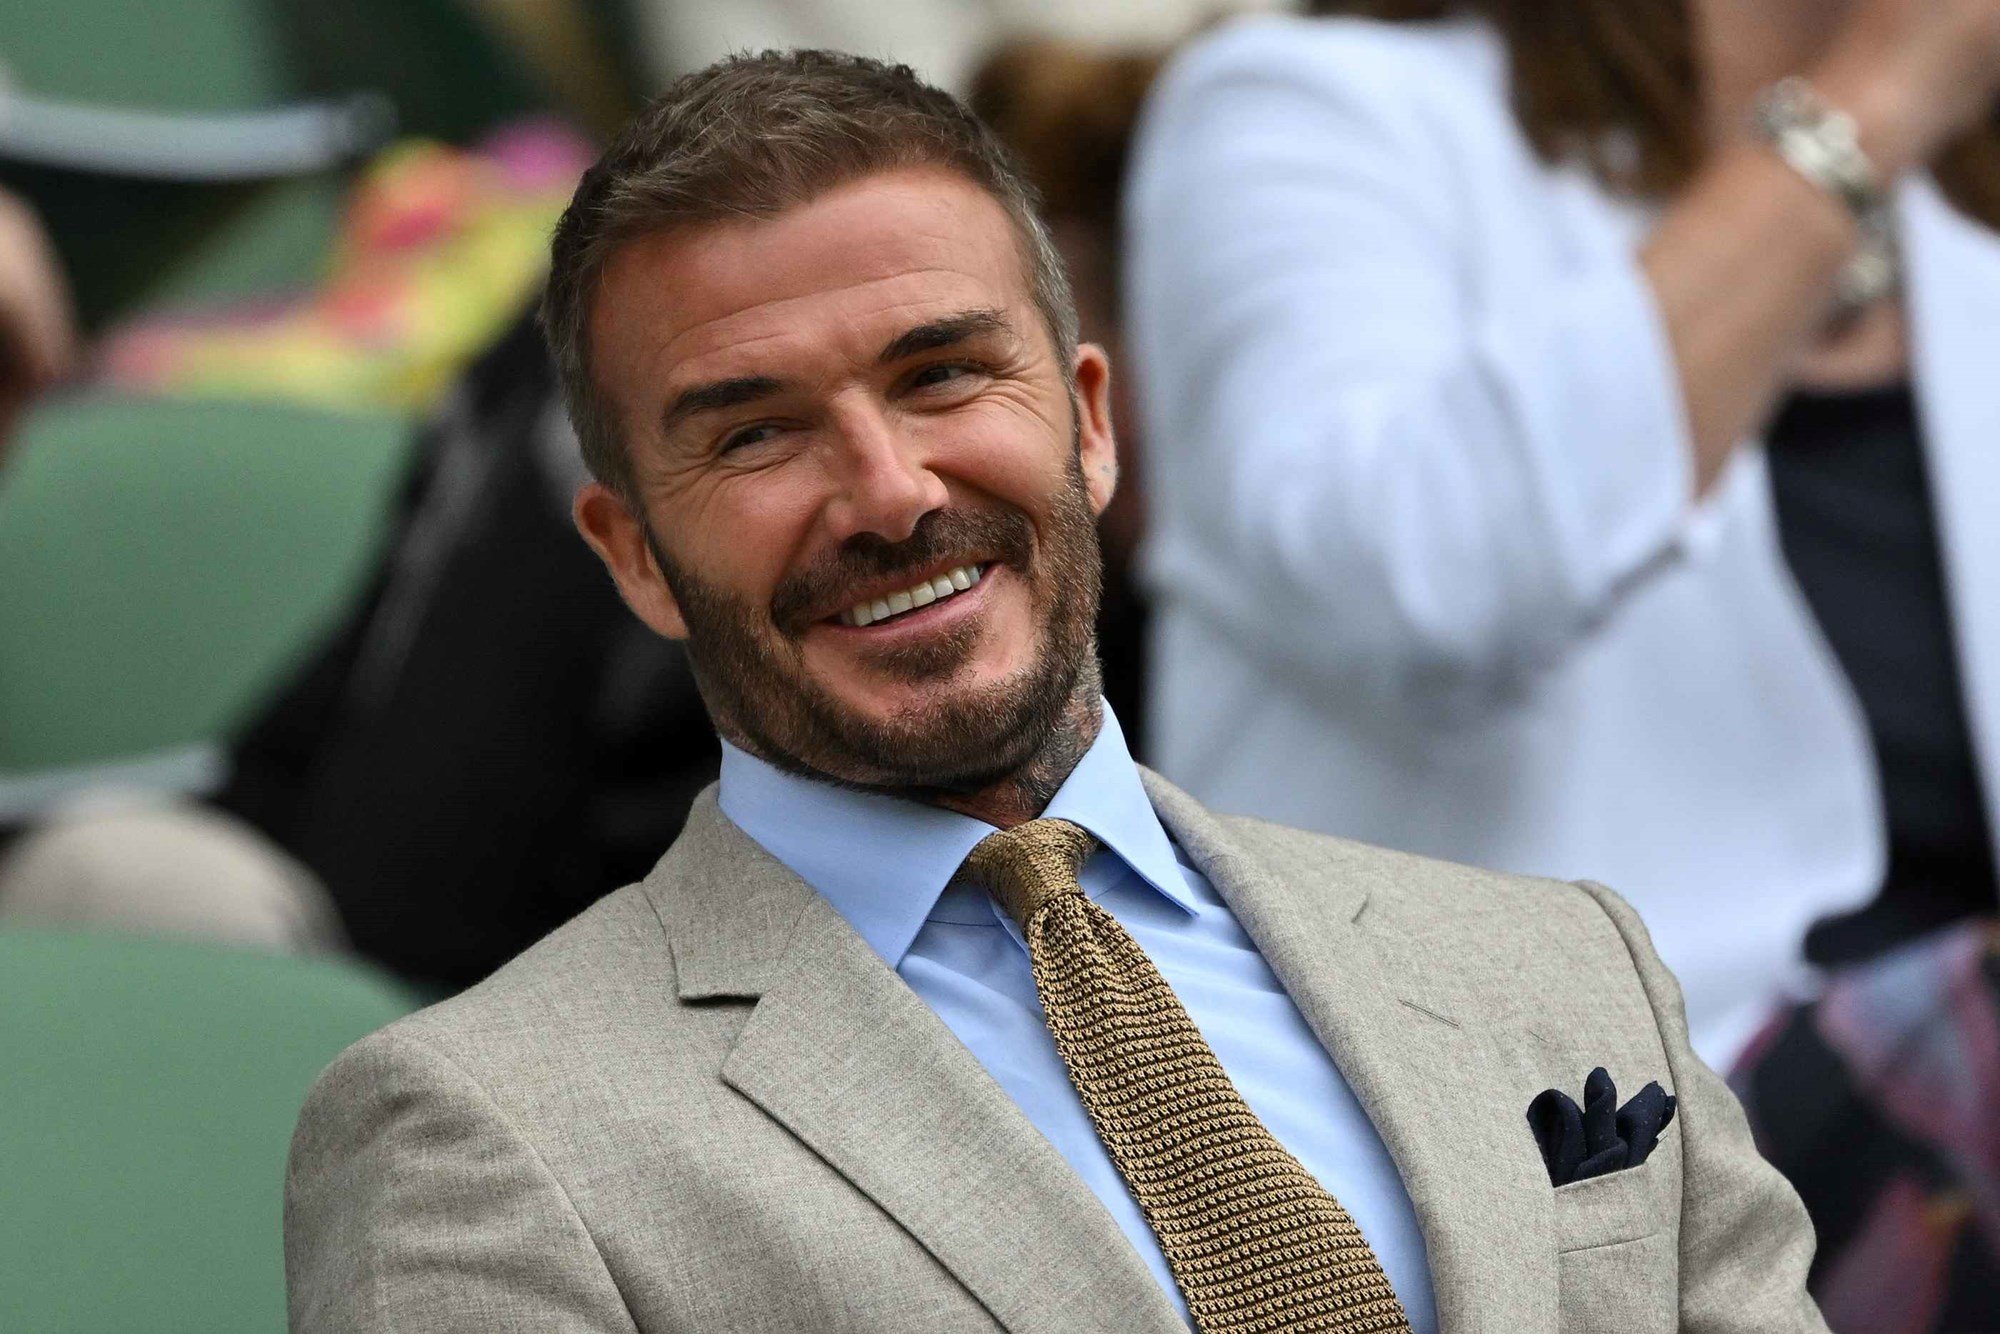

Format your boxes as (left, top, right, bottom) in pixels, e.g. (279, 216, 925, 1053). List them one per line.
(284, 51, 1826, 1333)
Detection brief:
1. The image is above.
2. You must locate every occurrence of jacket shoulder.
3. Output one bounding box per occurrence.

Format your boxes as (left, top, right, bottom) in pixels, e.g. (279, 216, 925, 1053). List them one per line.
(324, 791, 781, 1120)
(294, 872, 743, 1208)
(1218, 811, 1641, 967)
(1217, 813, 1684, 1099)
(358, 883, 677, 1073)
(1217, 809, 1571, 900)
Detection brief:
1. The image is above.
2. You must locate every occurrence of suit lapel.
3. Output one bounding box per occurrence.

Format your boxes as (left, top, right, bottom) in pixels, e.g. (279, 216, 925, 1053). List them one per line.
(1144, 773, 1558, 1334)
(651, 793, 1181, 1334)
(657, 772, 1565, 1333)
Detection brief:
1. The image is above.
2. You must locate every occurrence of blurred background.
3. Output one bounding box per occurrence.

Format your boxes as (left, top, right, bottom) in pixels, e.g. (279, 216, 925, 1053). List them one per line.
(3, 0, 1998, 1329)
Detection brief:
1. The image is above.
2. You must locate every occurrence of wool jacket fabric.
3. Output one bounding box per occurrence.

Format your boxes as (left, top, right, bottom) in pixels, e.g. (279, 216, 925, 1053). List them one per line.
(285, 773, 1828, 1333)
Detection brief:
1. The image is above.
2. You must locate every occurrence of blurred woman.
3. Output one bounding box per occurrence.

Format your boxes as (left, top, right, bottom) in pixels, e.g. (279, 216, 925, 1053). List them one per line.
(1127, 4, 2000, 1321)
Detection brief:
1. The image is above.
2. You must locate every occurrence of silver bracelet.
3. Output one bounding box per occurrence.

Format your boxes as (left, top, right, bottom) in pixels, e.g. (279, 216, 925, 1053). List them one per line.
(1751, 76, 1900, 315)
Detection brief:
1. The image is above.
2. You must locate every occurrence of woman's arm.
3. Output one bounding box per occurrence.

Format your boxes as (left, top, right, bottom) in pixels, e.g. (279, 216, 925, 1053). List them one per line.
(1128, 26, 1694, 701)
(1642, 0, 2000, 493)
(1127, 13, 2000, 703)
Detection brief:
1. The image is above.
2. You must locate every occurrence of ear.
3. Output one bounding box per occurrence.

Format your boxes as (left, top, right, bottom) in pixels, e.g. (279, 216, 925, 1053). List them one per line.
(1072, 342, 1119, 517)
(573, 482, 690, 640)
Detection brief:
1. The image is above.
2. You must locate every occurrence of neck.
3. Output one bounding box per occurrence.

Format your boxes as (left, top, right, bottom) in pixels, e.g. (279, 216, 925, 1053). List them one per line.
(931, 676, 1105, 830)
(1694, 0, 1849, 131)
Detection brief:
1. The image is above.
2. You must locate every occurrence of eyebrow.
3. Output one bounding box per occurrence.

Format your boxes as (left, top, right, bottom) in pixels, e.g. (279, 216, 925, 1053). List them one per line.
(877, 308, 1015, 365)
(661, 375, 785, 433)
(658, 309, 1017, 435)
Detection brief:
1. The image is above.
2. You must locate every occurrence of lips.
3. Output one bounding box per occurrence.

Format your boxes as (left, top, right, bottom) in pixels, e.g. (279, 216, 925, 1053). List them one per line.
(770, 507, 1035, 636)
(838, 564, 986, 627)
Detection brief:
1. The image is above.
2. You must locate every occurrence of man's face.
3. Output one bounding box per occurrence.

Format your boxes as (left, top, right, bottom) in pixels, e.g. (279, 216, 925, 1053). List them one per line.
(575, 166, 1119, 793)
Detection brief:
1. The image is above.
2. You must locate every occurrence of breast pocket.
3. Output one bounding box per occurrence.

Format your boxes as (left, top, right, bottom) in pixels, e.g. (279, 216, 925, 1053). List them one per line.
(1552, 1139, 1679, 1334)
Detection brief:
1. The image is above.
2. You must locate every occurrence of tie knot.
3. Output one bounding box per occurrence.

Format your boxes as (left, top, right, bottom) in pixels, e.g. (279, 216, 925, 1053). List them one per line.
(958, 818, 1098, 929)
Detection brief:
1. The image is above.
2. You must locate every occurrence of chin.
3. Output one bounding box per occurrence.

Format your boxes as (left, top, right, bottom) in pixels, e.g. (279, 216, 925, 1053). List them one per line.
(820, 668, 1058, 788)
(838, 679, 1005, 747)
(826, 643, 1030, 717)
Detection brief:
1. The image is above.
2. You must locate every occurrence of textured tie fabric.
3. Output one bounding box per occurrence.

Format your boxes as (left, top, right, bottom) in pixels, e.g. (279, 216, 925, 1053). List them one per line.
(958, 818, 1413, 1334)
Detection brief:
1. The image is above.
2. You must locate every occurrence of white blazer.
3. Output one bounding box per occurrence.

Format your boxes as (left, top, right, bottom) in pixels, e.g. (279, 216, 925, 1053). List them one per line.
(1126, 13, 2000, 1064)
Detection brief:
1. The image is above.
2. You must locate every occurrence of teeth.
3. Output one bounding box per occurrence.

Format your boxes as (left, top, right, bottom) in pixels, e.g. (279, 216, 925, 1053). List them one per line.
(840, 564, 984, 627)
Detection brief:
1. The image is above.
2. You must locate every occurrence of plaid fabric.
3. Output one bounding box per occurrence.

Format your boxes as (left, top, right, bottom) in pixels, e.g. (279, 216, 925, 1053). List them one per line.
(1732, 920, 2000, 1333)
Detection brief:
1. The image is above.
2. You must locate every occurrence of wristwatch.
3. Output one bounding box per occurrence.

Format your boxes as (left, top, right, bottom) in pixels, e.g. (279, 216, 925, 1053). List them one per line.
(1751, 76, 1899, 316)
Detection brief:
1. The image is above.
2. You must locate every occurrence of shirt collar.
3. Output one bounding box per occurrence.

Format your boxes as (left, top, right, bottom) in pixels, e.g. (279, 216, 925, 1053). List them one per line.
(716, 703, 1196, 968)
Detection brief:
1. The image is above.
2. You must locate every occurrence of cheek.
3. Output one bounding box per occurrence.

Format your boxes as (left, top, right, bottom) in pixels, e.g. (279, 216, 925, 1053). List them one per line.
(674, 473, 818, 605)
(920, 403, 1068, 508)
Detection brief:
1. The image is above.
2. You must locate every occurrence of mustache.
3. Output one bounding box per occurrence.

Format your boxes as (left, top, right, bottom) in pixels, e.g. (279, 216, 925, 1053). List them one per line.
(771, 507, 1034, 633)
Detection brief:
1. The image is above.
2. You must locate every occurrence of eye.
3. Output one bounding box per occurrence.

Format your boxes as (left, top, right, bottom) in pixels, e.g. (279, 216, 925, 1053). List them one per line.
(719, 423, 783, 453)
(906, 362, 984, 393)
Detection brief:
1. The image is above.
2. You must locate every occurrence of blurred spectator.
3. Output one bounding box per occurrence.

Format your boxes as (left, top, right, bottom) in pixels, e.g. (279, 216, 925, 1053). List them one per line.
(0, 185, 74, 459)
(0, 796, 344, 951)
(0, 183, 347, 954)
(1127, 0, 2000, 1323)
(94, 120, 594, 413)
(971, 37, 1168, 753)
(213, 309, 719, 992)
(1732, 915, 2000, 1328)
(0, 7, 652, 972)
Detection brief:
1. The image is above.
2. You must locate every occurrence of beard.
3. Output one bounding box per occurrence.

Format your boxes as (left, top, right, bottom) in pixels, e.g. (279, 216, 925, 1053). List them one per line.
(648, 444, 1104, 797)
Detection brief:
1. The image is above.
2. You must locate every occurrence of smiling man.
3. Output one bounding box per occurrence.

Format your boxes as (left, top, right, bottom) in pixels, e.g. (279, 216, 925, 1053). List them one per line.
(577, 168, 1109, 810)
(284, 51, 1827, 1334)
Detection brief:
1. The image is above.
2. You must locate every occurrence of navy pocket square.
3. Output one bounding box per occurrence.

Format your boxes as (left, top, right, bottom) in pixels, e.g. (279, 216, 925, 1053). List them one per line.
(1527, 1067, 1676, 1187)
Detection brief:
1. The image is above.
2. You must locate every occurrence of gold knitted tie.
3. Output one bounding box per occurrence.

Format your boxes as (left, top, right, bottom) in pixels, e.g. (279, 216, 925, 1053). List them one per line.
(959, 819, 1412, 1334)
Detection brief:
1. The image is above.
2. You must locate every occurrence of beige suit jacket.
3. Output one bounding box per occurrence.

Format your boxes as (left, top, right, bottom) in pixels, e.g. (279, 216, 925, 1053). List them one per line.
(285, 773, 1828, 1333)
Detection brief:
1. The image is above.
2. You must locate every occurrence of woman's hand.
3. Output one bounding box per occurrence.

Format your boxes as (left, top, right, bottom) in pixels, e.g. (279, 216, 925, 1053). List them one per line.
(1639, 0, 2000, 495)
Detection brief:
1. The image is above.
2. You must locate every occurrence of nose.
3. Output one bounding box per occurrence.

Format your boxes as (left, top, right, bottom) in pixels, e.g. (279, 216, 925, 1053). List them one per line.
(820, 398, 949, 545)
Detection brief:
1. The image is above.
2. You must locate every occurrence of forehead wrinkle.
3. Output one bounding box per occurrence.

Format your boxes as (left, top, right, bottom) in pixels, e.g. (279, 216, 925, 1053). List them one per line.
(593, 167, 1052, 470)
(618, 182, 1028, 364)
(653, 271, 1017, 398)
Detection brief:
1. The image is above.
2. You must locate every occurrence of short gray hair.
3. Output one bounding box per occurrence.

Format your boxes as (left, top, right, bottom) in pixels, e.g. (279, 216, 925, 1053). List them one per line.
(541, 49, 1081, 501)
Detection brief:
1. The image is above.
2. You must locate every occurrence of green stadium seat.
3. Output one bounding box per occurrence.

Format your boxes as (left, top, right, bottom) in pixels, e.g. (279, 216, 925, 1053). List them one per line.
(0, 0, 556, 328)
(0, 929, 419, 1332)
(0, 393, 412, 777)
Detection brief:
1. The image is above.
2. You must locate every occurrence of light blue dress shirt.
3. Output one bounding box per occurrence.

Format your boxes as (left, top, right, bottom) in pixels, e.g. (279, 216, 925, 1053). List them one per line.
(717, 706, 1437, 1331)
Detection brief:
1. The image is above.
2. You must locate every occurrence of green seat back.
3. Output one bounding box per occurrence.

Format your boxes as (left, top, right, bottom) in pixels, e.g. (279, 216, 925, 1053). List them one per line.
(0, 0, 557, 326)
(0, 0, 292, 113)
(0, 395, 412, 772)
(0, 0, 341, 327)
(0, 929, 418, 1332)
